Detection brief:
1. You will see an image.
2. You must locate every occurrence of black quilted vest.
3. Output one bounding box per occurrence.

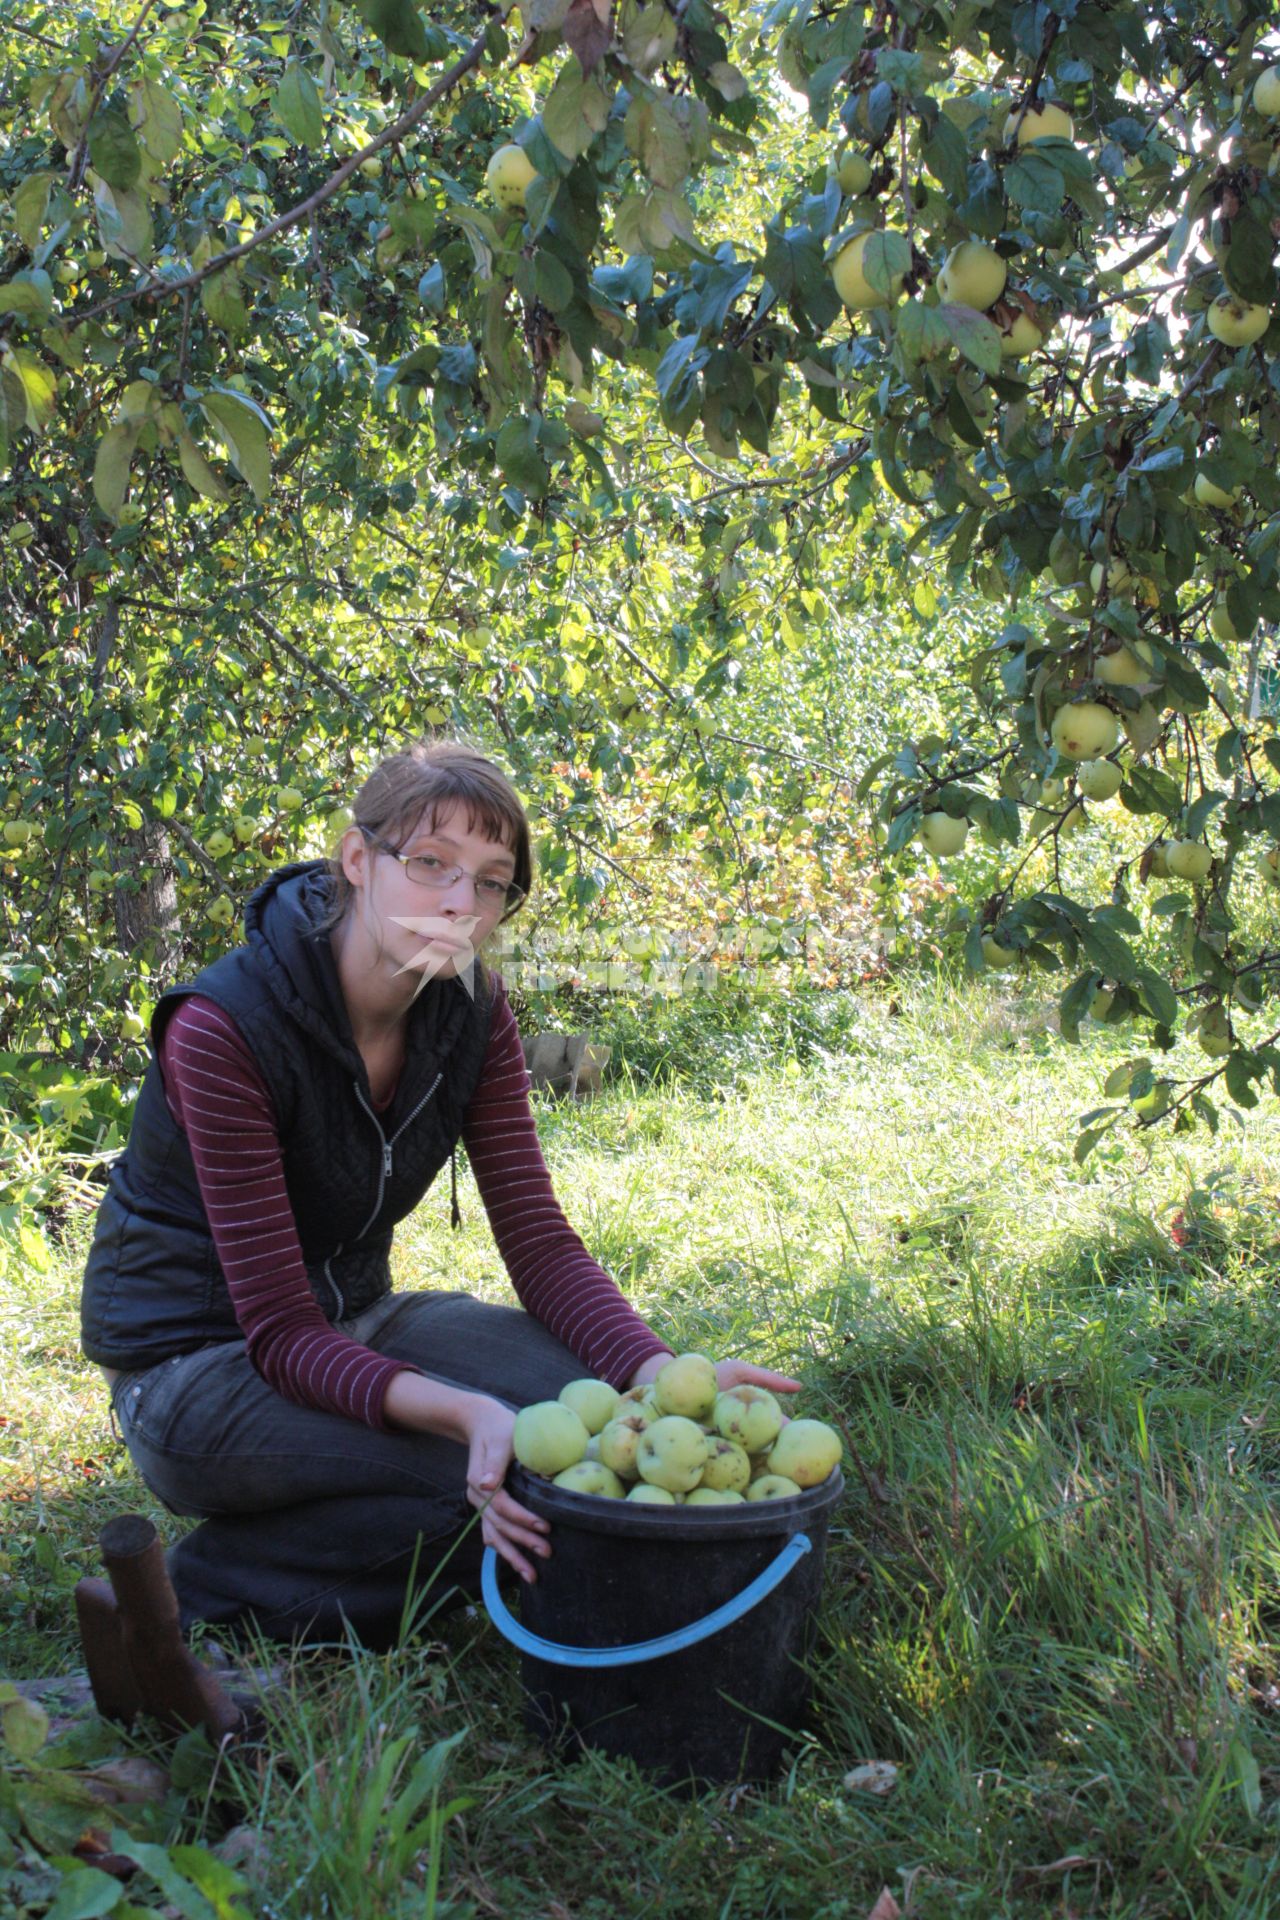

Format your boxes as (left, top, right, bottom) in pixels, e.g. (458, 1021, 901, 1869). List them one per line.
(80, 860, 496, 1371)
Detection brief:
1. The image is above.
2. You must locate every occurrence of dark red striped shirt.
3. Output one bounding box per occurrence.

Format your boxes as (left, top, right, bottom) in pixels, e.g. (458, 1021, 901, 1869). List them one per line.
(157, 987, 670, 1428)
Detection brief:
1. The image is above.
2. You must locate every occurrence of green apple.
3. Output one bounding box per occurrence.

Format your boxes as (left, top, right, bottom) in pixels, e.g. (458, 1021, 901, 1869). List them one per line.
(652, 1352, 719, 1421)
(2, 819, 36, 848)
(598, 1410, 654, 1479)
(1051, 701, 1120, 760)
(981, 934, 1019, 970)
(1166, 839, 1213, 882)
(627, 1483, 677, 1505)
(1259, 845, 1280, 889)
(713, 1386, 783, 1454)
(1090, 985, 1116, 1021)
(88, 867, 114, 892)
(1206, 294, 1271, 348)
(1254, 65, 1280, 117)
(552, 1460, 625, 1497)
(1076, 759, 1124, 801)
(635, 1415, 708, 1493)
(512, 1401, 590, 1476)
(208, 895, 235, 926)
(233, 816, 256, 844)
(937, 241, 1007, 312)
(485, 143, 536, 212)
(1196, 1005, 1232, 1058)
(1193, 471, 1240, 510)
(1095, 639, 1155, 686)
(685, 1487, 747, 1506)
(118, 1010, 148, 1041)
(699, 1437, 752, 1494)
(1004, 102, 1074, 145)
(277, 786, 304, 811)
(767, 1418, 842, 1488)
(836, 149, 873, 195)
(1001, 311, 1045, 357)
(1145, 843, 1170, 880)
(1132, 1081, 1171, 1122)
(359, 156, 383, 179)
(118, 502, 145, 527)
(1089, 557, 1134, 597)
(831, 231, 905, 310)
(558, 1379, 621, 1435)
(1210, 597, 1250, 644)
(746, 1474, 803, 1502)
(206, 829, 233, 858)
(918, 811, 969, 857)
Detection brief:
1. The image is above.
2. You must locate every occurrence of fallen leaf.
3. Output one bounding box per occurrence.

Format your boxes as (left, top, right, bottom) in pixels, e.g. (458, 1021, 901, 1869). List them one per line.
(867, 1890, 901, 1920)
(844, 1760, 899, 1795)
(80, 1757, 171, 1804)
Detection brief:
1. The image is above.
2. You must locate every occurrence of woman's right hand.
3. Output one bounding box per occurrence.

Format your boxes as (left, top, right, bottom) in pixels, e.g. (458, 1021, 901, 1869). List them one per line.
(458, 1393, 552, 1584)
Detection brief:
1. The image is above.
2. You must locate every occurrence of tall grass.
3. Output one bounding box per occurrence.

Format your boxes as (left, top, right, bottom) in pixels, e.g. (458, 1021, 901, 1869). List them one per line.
(3, 974, 1278, 1918)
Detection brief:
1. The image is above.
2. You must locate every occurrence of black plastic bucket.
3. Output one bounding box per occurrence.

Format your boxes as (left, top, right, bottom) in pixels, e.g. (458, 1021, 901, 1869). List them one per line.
(482, 1464, 844, 1788)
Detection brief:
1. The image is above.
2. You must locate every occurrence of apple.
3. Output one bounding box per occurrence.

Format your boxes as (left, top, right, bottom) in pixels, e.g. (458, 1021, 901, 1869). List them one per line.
(918, 811, 968, 857)
(2, 819, 35, 848)
(208, 895, 235, 926)
(88, 867, 114, 892)
(1090, 986, 1115, 1021)
(1193, 471, 1240, 510)
(1196, 1005, 1232, 1058)
(615, 1384, 659, 1414)
(937, 241, 1007, 312)
(713, 1386, 783, 1454)
(1210, 597, 1250, 644)
(768, 1418, 842, 1488)
(1089, 557, 1134, 598)
(1146, 843, 1170, 880)
(118, 502, 145, 527)
(1095, 639, 1155, 686)
(277, 786, 304, 811)
(652, 1352, 719, 1421)
(552, 1460, 625, 1497)
(746, 1475, 803, 1502)
(55, 260, 82, 285)
(1001, 312, 1045, 357)
(558, 1378, 621, 1434)
(512, 1400, 590, 1476)
(627, 1483, 677, 1505)
(1206, 294, 1271, 348)
(118, 1011, 147, 1041)
(831, 231, 906, 310)
(981, 934, 1018, 970)
(699, 1437, 752, 1494)
(1076, 759, 1124, 801)
(485, 143, 536, 212)
(685, 1487, 747, 1506)
(1051, 701, 1120, 760)
(1254, 66, 1280, 117)
(597, 1410, 653, 1478)
(233, 816, 256, 844)
(1004, 102, 1074, 146)
(206, 829, 233, 858)
(836, 149, 872, 195)
(359, 156, 383, 179)
(86, 249, 107, 269)
(1166, 839, 1213, 882)
(1260, 845, 1280, 888)
(635, 1415, 708, 1493)
(1132, 1081, 1171, 1122)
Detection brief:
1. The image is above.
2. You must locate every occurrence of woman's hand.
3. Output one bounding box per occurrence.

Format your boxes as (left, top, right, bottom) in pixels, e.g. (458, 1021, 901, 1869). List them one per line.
(458, 1393, 552, 1585)
(626, 1352, 803, 1398)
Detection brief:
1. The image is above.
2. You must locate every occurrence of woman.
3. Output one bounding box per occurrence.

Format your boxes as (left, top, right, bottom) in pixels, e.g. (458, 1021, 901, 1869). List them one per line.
(81, 739, 798, 1648)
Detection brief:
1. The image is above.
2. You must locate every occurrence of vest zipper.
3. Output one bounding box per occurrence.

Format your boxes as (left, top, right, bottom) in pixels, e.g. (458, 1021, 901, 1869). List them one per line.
(350, 1070, 443, 1243)
(324, 1245, 346, 1318)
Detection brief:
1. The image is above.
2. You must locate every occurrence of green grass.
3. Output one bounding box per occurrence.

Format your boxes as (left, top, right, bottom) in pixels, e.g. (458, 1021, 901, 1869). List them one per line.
(3, 974, 1280, 1918)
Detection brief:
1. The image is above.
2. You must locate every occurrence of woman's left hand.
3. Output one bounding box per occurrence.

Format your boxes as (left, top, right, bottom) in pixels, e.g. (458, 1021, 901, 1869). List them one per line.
(626, 1352, 802, 1397)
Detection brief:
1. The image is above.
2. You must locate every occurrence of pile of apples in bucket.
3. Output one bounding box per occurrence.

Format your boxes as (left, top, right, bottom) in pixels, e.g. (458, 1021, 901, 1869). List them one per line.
(512, 1352, 842, 1505)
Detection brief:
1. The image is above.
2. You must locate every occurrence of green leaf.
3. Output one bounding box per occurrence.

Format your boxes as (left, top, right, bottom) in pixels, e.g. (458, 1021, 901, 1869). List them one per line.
(93, 419, 141, 520)
(495, 413, 550, 497)
(1135, 968, 1178, 1028)
(201, 389, 271, 501)
(14, 172, 53, 249)
(534, 248, 575, 312)
(625, 95, 690, 190)
(1, 346, 56, 431)
(0, 272, 53, 322)
(93, 180, 154, 262)
(1005, 149, 1064, 212)
(201, 270, 250, 337)
(88, 103, 142, 191)
(129, 76, 184, 166)
(623, 3, 678, 74)
(542, 61, 611, 159)
(940, 302, 1003, 376)
(275, 60, 324, 148)
(923, 113, 968, 199)
(45, 1866, 124, 1920)
(2, 1694, 49, 1758)
(345, 0, 431, 60)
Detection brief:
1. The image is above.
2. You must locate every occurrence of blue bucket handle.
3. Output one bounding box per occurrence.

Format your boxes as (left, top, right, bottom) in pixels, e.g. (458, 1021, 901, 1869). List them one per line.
(481, 1532, 812, 1669)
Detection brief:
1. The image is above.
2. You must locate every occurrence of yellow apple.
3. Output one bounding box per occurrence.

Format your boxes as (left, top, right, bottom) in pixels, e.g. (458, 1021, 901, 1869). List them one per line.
(1166, 839, 1213, 882)
(1193, 470, 1241, 509)
(1196, 1005, 1232, 1058)
(981, 934, 1018, 969)
(1210, 596, 1250, 643)
(937, 241, 1007, 311)
(831, 231, 906, 310)
(1004, 102, 1074, 146)
(276, 786, 304, 811)
(485, 143, 536, 212)
(1089, 557, 1134, 598)
(918, 810, 969, 856)
(2, 819, 36, 848)
(1095, 639, 1155, 685)
(1076, 759, 1124, 801)
(1206, 294, 1271, 348)
(1254, 66, 1280, 117)
(1050, 701, 1120, 760)
(836, 149, 872, 196)
(1001, 311, 1045, 357)
(208, 894, 235, 926)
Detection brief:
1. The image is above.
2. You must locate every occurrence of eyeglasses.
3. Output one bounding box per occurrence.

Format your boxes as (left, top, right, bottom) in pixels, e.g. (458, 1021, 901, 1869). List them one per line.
(358, 827, 526, 913)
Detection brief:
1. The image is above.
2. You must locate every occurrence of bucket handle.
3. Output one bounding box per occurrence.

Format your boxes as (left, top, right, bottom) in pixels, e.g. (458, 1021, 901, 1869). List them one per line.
(481, 1533, 812, 1669)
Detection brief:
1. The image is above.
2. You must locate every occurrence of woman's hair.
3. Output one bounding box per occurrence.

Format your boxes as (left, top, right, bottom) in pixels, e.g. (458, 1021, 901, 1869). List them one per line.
(314, 738, 533, 978)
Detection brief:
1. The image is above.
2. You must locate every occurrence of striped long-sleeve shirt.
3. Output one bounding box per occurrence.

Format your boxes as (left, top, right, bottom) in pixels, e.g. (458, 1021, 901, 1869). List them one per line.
(158, 991, 671, 1429)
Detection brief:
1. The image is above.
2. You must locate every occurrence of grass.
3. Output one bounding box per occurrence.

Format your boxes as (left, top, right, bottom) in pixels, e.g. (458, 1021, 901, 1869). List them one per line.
(3, 972, 1280, 1918)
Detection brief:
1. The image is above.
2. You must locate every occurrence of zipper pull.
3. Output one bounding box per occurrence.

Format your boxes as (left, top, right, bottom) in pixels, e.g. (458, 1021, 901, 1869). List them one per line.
(383, 1143, 393, 1179)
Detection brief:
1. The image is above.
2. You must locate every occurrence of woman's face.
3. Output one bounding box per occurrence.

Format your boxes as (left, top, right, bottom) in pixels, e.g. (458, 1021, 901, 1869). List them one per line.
(341, 799, 517, 994)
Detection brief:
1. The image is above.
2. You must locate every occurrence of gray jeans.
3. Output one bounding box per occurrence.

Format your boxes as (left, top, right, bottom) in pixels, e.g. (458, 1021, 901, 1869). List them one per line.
(108, 1291, 585, 1648)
